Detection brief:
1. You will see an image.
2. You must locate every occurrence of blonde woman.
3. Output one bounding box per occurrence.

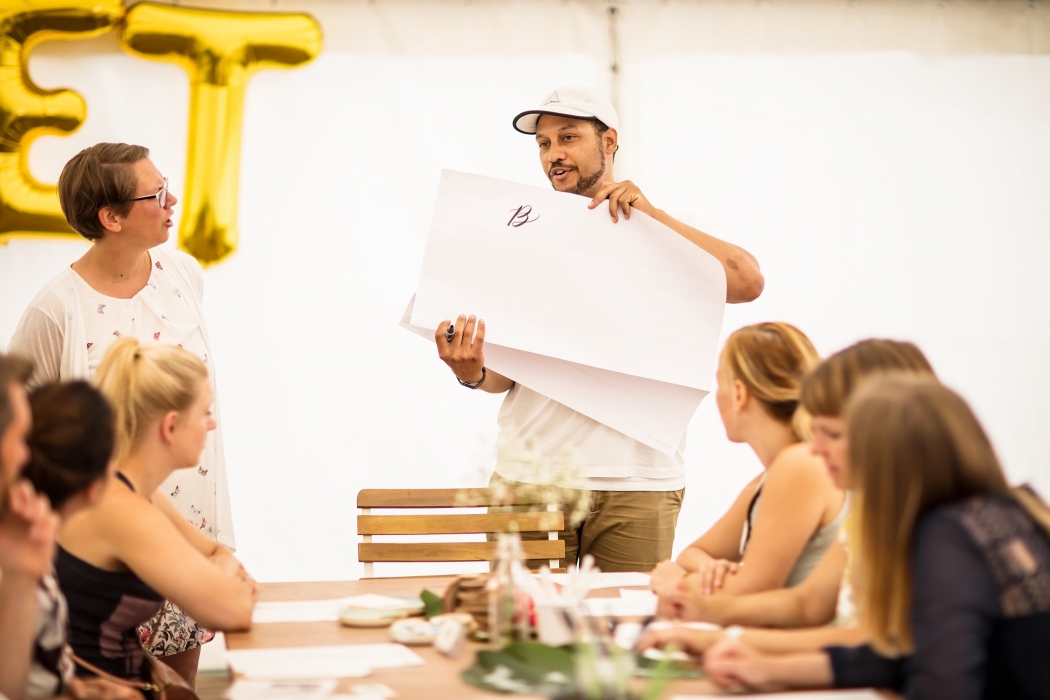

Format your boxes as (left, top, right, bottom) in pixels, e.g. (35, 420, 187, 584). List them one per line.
(651, 323, 845, 604)
(640, 339, 934, 655)
(703, 377, 1050, 698)
(57, 339, 255, 684)
(9, 143, 233, 675)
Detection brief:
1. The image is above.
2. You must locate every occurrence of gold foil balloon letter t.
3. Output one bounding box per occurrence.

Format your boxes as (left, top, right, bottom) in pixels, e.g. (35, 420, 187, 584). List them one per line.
(120, 3, 322, 265)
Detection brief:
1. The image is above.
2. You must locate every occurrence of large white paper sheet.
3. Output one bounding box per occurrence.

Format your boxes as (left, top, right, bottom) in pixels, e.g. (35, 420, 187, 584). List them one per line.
(225, 644, 423, 680)
(410, 170, 726, 390)
(535, 571, 651, 589)
(252, 595, 422, 624)
(401, 297, 703, 454)
(670, 693, 884, 699)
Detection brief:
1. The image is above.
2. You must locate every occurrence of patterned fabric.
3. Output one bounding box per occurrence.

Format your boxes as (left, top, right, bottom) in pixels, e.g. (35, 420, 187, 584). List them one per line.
(28, 571, 74, 699)
(72, 254, 217, 538)
(955, 490, 1050, 618)
(57, 546, 164, 680)
(137, 601, 214, 657)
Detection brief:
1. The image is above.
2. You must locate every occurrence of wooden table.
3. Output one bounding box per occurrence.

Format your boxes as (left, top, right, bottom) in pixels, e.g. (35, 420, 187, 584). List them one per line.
(225, 578, 886, 699)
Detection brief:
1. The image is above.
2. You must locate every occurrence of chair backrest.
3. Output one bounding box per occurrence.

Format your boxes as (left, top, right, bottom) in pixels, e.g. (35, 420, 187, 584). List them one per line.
(357, 488, 565, 578)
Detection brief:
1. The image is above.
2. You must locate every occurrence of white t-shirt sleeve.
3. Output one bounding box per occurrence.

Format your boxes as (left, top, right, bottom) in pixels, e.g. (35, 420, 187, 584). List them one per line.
(8, 306, 63, 388)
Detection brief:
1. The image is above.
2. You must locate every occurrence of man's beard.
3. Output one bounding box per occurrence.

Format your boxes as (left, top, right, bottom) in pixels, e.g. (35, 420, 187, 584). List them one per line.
(550, 148, 606, 195)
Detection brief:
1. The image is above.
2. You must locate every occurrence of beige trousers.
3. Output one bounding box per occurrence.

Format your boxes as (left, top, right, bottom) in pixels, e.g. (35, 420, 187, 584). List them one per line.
(489, 472, 685, 573)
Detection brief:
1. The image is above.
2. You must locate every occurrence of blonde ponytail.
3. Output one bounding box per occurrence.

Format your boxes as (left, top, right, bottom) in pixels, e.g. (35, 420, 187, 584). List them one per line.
(94, 337, 208, 462)
(722, 322, 821, 440)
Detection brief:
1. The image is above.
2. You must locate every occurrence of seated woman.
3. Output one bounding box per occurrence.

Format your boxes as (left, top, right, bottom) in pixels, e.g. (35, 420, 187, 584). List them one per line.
(57, 338, 256, 683)
(650, 322, 844, 602)
(0, 354, 61, 700)
(642, 339, 935, 655)
(702, 377, 1050, 698)
(20, 381, 140, 700)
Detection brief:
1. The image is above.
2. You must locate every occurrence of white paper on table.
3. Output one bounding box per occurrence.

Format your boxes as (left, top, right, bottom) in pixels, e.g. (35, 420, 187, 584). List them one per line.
(401, 297, 703, 454)
(225, 644, 424, 680)
(581, 597, 657, 617)
(253, 595, 419, 624)
(670, 692, 884, 699)
(536, 571, 651, 589)
(225, 679, 337, 700)
(252, 600, 345, 624)
(411, 170, 726, 389)
(618, 588, 658, 600)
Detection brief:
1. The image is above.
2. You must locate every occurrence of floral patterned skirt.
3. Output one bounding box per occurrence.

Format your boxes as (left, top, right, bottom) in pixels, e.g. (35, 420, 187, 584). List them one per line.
(137, 601, 214, 656)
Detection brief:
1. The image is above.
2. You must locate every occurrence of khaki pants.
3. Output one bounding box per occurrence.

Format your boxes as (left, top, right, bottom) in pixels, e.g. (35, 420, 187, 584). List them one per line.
(488, 472, 685, 573)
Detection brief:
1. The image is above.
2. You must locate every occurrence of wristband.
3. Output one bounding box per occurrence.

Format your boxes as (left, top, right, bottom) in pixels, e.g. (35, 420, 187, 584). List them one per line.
(458, 367, 487, 389)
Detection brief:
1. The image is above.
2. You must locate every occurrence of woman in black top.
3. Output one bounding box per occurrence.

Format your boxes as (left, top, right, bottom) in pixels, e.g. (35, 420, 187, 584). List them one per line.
(22, 381, 152, 693)
(701, 376, 1050, 699)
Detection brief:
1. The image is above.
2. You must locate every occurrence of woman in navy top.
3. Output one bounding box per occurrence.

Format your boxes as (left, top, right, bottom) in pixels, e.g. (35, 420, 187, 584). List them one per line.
(702, 376, 1050, 699)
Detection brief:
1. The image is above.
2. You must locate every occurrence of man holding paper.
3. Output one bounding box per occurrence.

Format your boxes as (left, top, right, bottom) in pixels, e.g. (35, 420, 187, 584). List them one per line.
(434, 86, 764, 572)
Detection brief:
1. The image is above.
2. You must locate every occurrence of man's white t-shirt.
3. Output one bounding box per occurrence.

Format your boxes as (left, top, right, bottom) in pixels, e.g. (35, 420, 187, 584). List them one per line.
(495, 384, 686, 492)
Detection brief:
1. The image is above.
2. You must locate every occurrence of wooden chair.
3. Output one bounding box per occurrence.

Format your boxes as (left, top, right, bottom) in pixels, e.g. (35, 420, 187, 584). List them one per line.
(357, 488, 566, 578)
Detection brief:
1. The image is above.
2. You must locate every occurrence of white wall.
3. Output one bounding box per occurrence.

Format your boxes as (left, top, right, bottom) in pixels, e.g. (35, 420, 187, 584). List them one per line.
(1, 0, 1048, 581)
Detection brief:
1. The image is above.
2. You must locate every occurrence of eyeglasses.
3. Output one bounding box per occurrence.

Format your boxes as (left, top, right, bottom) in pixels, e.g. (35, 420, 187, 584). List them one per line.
(129, 178, 168, 208)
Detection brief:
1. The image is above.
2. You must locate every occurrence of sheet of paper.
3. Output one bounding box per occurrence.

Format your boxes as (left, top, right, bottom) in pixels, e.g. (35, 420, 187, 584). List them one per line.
(581, 596, 657, 617)
(253, 595, 421, 624)
(618, 588, 658, 600)
(252, 600, 345, 624)
(539, 571, 651, 589)
(225, 645, 424, 680)
(225, 679, 336, 700)
(401, 297, 702, 454)
(410, 170, 726, 389)
(670, 693, 884, 699)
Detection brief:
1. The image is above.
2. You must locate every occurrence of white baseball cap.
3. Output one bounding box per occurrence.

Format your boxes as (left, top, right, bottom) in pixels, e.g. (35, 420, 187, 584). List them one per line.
(512, 86, 620, 135)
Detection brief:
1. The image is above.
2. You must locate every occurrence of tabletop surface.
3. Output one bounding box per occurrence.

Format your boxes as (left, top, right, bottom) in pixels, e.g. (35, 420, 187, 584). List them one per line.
(225, 577, 889, 699)
(226, 577, 723, 698)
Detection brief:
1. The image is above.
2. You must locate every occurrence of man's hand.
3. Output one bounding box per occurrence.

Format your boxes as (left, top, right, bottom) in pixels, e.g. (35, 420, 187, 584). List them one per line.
(0, 481, 58, 583)
(588, 180, 657, 222)
(435, 314, 485, 384)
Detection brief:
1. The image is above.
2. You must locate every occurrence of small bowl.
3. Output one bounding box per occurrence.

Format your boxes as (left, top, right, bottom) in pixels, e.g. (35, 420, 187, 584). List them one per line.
(390, 617, 440, 645)
(339, 608, 408, 628)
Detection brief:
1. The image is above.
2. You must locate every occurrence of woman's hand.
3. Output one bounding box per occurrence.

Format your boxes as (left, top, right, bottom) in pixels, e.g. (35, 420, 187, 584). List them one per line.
(0, 481, 58, 583)
(650, 559, 687, 596)
(636, 624, 723, 657)
(704, 638, 780, 692)
(694, 556, 740, 596)
(66, 677, 145, 700)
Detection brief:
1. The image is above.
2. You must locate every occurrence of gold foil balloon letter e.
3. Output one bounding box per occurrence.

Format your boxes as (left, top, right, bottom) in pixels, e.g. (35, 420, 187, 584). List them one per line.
(0, 0, 123, 242)
(120, 3, 322, 265)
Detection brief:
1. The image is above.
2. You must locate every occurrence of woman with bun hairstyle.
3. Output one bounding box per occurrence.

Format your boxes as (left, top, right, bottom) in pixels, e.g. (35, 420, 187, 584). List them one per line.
(703, 377, 1050, 698)
(640, 339, 935, 656)
(20, 381, 139, 700)
(57, 339, 255, 685)
(651, 323, 845, 603)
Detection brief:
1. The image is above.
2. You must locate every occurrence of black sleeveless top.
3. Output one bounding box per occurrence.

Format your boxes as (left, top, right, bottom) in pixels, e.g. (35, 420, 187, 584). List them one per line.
(56, 473, 164, 680)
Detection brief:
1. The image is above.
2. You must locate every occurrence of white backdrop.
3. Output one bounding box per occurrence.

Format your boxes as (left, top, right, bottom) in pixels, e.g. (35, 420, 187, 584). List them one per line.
(1, 0, 1048, 582)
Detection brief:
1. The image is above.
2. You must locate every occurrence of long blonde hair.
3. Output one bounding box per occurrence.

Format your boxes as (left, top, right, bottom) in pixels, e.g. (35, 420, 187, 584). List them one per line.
(844, 376, 1050, 655)
(94, 338, 209, 462)
(721, 322, 820, 440)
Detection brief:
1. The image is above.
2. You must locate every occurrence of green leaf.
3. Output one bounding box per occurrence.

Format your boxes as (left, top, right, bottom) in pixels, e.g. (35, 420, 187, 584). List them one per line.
(420, 589, 443, 619)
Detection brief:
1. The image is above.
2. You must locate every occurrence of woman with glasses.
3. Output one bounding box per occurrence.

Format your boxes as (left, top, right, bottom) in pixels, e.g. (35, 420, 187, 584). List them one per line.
(8, 143, 232, 685)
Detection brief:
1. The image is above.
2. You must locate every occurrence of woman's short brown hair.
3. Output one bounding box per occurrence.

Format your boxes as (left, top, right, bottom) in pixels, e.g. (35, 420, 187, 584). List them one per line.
(801, 339, 935, 418)
(57, 143, 150, 241)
